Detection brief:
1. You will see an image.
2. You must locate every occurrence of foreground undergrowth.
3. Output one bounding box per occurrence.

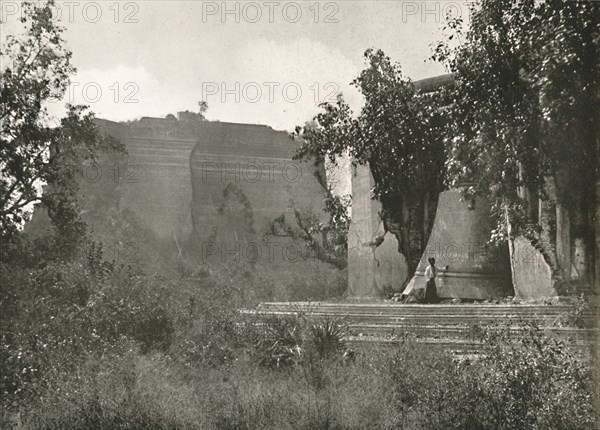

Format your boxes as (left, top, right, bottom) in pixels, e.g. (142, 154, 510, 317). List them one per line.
(1, 236, 597, 430)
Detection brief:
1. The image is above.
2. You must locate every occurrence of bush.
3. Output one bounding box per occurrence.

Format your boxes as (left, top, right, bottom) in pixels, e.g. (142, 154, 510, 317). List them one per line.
(252, 311, 350, 370)
(378, 324, 598, 430)
(2, 234, 596, 430)
(0, 239, 178, 413)
(3, 318, 596, 430)
(474, 324, 596, 430)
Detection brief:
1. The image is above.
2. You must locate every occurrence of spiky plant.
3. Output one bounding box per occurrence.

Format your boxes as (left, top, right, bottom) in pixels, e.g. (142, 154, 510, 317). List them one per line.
(308, 317, 349, 359)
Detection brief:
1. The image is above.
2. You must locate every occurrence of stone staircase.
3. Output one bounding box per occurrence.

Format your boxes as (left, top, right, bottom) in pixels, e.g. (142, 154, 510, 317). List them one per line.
(249, 302, 597, 354)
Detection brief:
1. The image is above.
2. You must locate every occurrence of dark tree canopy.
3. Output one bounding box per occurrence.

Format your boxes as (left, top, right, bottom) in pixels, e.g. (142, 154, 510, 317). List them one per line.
(432, 0, 599, 283)
(435, 0, 599, 227)
(0, 1, 122, 239)
(294, 49, 449, 272)
(293, 1, 598, 281)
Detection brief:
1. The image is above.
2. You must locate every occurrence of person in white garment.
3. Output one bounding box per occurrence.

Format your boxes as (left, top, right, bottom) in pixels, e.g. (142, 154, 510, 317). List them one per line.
(423, 257, 438, 304)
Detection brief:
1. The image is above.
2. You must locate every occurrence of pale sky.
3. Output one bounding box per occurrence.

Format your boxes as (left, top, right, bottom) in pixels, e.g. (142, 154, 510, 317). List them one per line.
(1, 0, 468, 131)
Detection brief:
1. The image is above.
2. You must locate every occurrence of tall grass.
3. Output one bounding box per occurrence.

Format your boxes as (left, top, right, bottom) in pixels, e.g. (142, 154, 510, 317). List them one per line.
(3, 317, 596, 429)
(1, 236, 597, 429)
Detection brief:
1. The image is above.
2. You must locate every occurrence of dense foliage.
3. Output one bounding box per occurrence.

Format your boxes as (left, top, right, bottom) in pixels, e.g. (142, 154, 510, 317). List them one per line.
(0, 1, 122, 239)
(293, 50, 448, 272)
(294, 0, 599, 282)
(435, 0, 599, 242)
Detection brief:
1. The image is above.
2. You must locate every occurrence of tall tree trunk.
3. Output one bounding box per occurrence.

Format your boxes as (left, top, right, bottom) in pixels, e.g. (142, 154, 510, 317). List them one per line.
(422, 191, 430, 252)
(595, 180, 600, 291)
(399, 195, 414, 275)
(505, 204, 518, 291)
(518, 162, 538, 222)
(555, 168, 573, 281)
(525, 185, 538, 222)
(571, 201, 589, 282)
(556, 202, 571, 280)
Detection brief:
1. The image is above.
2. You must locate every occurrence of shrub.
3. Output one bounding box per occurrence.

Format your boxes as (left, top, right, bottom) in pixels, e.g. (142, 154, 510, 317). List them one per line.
(252, 312, 350, 370)
(0, 239, 178, 414)
(2, 234, 596, 430)
(308, 318, 349, 360)
(474, 323, 597, 430)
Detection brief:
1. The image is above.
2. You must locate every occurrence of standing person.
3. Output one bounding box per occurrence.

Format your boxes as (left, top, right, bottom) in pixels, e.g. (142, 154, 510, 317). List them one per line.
(424, 257, 438, 304)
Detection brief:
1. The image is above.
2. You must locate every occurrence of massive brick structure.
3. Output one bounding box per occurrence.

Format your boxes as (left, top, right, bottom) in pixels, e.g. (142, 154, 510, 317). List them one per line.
(403, 189, 513, 300)
(347, 75, 454, 298)
(347, 73, 559, 300)
(94, 117, 196, 242)
(347, 163, 409, 297)
(94, 115, 326, 266)
(189, 121, 326, 265)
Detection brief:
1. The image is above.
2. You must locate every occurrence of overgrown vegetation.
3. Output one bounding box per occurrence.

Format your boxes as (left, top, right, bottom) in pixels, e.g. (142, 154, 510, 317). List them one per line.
(1, 1, 598, 428)
(2, 253, 597, 430)
(434, 0, 599, 283)
(0, 1, 122, 239)
(0, 220, 596, 429)
(294, 0, 599, 284)
(292, 51, 448, 272)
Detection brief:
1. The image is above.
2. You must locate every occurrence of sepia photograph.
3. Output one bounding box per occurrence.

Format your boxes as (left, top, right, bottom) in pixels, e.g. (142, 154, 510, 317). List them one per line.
(1, 0, 599, 428)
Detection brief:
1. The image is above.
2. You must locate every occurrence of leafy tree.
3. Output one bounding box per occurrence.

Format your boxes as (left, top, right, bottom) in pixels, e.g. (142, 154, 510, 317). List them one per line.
(0, 1, 122, 240)
(294, 50, 448, 273)
(434, 0, 599, 282)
